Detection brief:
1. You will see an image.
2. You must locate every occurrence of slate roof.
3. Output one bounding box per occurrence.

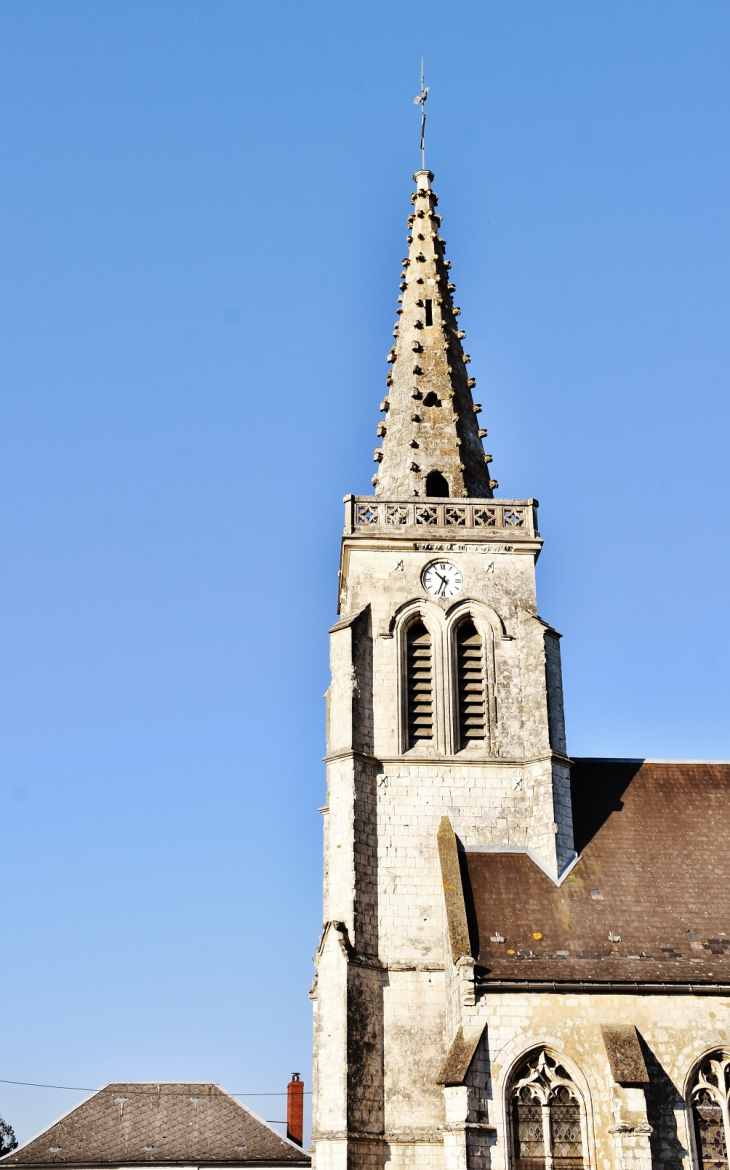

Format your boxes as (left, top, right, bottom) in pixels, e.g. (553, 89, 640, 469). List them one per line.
(1, 1084, 309, 1168)
(464, 760, 730, 987)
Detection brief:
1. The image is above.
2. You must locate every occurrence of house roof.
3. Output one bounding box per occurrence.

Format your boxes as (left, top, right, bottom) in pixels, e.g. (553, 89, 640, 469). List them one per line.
(0, 1084, 309, 1168)
(463, 759, 730, 987)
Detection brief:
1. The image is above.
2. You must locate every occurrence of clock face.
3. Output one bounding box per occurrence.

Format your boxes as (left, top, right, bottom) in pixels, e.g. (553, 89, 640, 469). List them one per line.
(422, 560, 463, 599)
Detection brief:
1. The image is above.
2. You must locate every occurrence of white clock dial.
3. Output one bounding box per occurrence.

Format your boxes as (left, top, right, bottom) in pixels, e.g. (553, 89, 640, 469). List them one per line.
(422, 561, 463, 599)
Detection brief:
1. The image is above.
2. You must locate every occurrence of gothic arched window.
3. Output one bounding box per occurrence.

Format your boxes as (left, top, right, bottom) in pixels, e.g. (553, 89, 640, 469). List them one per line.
(690, 1051, 730, 1170)
(406, 620, 433, 746)
(456, 619, 486, 747)
(510, 1050, 586, 1170)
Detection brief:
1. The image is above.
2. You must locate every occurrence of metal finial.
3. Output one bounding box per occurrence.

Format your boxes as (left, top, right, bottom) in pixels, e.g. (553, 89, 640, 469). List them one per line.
(413, 59, 428, 170)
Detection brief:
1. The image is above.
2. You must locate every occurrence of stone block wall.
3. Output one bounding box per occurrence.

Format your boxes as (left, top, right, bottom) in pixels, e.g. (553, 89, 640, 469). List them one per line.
(314, 524, 581, 1169)
(314, 513, 588, 1170)
(456, 990, 730, 1170)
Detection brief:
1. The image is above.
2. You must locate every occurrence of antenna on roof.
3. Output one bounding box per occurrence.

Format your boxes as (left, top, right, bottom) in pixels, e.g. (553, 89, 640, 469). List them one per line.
(413, 59, 429, 170)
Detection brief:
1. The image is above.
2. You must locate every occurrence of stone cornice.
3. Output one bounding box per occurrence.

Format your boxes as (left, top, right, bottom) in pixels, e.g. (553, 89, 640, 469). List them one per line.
(323, 749, 573, 768)
(475, 979, 730, 996)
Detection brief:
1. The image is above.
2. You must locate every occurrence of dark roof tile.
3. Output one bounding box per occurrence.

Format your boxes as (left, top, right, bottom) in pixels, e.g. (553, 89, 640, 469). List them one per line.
(465, 760, 730, 986)
(1, 1084, 309, 1168)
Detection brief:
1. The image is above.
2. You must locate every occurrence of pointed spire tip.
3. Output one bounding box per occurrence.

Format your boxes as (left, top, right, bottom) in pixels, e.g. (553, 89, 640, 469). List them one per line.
(372, 167, 494, 500)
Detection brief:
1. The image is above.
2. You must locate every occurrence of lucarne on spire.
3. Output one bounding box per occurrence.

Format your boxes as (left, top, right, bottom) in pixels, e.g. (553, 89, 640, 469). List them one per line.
(372, 170, 497, 500)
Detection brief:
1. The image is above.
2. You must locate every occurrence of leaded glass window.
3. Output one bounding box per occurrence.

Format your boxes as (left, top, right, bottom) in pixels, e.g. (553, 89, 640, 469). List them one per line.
(690, 1052, 730, 1170)
(510, 1051, 585, 1170)
(512, 1092, 545, 1170)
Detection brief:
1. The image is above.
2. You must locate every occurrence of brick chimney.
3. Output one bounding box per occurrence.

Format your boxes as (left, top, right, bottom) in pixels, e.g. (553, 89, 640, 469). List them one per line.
(286, 1074, 303, 1146)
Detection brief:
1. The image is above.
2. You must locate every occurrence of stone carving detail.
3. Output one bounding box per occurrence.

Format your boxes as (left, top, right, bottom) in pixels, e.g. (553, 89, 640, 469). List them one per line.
(385, 505, 409, 525)
(690, 1051, 730, 1170)
(415, 506, 439, 526)
(504, 508, 526, 528)
(510, 1050, 584, 1170)
(474, 507, 497, 527)
(356, 503, 379, 525)
(351, 499, 536, 534)
(445, 506, 467, 526)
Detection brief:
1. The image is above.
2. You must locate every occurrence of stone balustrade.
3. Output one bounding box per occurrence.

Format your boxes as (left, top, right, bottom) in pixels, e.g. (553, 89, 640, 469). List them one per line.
(343, 495, 539, 538)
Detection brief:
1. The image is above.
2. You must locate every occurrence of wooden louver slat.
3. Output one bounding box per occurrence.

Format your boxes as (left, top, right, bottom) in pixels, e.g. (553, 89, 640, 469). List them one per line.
(406, 621, 433, 745)
(457, 620, 486, 744)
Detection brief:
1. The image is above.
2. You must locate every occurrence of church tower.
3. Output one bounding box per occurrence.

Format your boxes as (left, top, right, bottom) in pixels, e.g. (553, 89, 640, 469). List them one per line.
(311, 169, 574, 1170)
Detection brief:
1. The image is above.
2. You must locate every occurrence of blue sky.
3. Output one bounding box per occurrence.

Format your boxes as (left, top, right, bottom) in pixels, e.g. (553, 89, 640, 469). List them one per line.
(2, 0, 729, 1147)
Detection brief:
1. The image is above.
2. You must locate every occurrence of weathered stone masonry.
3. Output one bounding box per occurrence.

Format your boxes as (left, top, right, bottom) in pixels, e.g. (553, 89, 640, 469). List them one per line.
(311, 168, 730, 1170)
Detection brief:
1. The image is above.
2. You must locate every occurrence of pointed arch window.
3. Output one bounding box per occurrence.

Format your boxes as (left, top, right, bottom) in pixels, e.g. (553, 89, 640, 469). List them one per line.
(456, 619, 486, 747)
(690, 1051, 730, 1170)
(406, 620, 433, 746)
(510, 1051, 585, 1170)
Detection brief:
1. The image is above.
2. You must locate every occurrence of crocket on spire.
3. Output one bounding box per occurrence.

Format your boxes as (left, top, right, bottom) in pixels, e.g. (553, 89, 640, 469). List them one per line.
(372, 169, 496, 499)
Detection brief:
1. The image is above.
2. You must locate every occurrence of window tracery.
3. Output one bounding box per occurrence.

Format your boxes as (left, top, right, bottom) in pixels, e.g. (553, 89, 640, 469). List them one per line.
(690, 1051, 730, 1170)
(510, 1051, 585, 1170)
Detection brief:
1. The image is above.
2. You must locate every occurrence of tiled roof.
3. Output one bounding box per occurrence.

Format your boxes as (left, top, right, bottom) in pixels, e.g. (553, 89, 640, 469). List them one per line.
(464, 760, 730, 986)
(1, 1084, 309, 1168)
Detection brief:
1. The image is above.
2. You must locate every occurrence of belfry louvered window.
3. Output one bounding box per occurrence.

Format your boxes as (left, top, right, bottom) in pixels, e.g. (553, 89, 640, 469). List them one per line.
(510, 1051, 585, 1170)
(406, 620, 433, 745)
(690, 1051, 730, 1170)
(456, 620, 486, 746)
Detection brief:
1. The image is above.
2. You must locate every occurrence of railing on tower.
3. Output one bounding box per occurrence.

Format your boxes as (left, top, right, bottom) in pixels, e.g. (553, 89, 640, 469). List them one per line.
(343, 496, 540, 537)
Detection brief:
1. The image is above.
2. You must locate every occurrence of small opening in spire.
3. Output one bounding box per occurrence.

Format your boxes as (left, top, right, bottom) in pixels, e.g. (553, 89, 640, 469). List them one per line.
(425, 300, 433, 326)
(423, 391, 441, 407)
(426, 471, 449, 498)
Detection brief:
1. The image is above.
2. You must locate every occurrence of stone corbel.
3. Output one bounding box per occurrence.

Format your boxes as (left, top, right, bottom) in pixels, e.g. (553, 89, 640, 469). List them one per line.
(455, 955, 475, 1009)
(314, 920, 353, 963)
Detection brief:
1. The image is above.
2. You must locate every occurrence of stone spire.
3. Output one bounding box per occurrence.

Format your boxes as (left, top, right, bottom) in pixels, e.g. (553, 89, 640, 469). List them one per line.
(372, 170, 496, 499)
